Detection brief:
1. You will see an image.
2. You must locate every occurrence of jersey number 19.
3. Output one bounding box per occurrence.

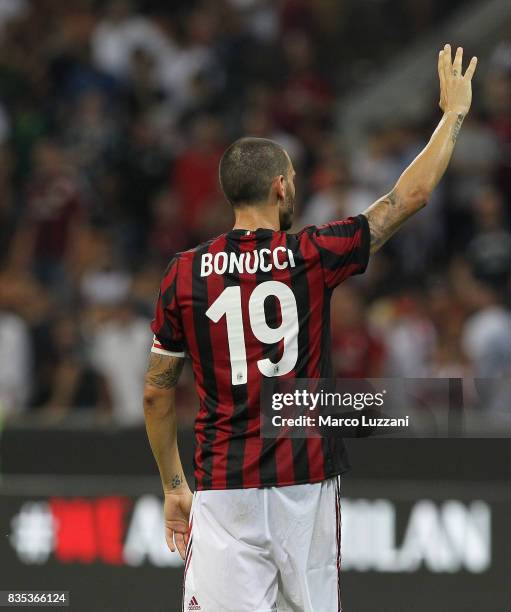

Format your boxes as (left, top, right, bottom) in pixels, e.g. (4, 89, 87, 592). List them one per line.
(206, 280, 298, 385)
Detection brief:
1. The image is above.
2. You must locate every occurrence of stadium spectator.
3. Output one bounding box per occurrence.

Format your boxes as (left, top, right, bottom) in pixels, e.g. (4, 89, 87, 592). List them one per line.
(35, 315, 108, 422)
(462, 281, 511, 377)
(0, 0, 509, 422)
(91, 0, 174, 81)
(14, 139, 85, 292)
(89, 300, 151, 425)
(157, 5, 224, 114)
(148, 189, 188, 260)
(0, 308, 31, 417)
(382, 292, 437, 378)
(331, 286, 385, 378)
(172, 114, 224, 244)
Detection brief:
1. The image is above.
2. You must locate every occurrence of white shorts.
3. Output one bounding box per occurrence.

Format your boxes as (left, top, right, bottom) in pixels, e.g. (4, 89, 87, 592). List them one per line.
(182, 476, 342, 612)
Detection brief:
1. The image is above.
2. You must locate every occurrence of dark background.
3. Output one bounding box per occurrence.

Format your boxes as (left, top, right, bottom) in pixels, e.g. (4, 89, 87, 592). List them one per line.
(1, 429, 510, 612)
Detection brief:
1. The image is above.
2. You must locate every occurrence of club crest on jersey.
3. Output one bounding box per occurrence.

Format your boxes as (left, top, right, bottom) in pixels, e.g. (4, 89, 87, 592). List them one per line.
(200, 248, 296, 277)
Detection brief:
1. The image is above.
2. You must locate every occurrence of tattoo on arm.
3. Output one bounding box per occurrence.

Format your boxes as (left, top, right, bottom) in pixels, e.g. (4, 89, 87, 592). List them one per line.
(452, 113, 464, 143)
(364, 188, 423, 255)
(145, 354, 184, 389)
(171, 473, 183, 489)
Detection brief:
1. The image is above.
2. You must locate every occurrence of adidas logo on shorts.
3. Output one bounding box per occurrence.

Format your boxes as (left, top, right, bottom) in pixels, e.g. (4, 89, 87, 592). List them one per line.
(187, 596, 201, 610)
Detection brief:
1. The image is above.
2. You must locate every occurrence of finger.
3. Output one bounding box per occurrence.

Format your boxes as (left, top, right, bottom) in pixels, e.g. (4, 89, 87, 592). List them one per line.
(464, 56, 478, 80)
(442, 44, 451, 85)
(184, 531, 190, 549)
(166, 529, 175, 552)
(453, 46, 463, 76)
(443, 44, 452, 73)
(438, 50, 446, 104)
(175, 532, 186, 560)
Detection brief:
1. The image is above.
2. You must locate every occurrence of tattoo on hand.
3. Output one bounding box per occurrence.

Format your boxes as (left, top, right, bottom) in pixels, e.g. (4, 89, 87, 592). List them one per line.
(171, 473, 183, 489)
(146, 354, 184, 389)
(452, 113, 464, 143)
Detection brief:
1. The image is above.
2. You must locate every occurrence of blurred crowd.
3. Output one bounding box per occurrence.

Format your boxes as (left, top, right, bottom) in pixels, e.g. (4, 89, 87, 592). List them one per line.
(1, 0, 511, 426)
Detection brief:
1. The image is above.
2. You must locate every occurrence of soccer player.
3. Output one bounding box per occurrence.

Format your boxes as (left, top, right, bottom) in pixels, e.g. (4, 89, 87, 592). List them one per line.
(143, 45, 476, 611)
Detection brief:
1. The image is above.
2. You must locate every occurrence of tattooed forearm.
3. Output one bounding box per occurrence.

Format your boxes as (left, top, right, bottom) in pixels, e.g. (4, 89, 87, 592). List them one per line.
(451, 113, 464, 143)
(145, 354, 184, 389)
(143, 353, 189, 499)
(364, 189, 424, 254)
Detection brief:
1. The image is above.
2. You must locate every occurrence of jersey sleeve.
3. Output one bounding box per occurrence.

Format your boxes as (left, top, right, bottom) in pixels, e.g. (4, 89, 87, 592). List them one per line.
(150, 256, 186, 357)
(308, 213, 370, 289)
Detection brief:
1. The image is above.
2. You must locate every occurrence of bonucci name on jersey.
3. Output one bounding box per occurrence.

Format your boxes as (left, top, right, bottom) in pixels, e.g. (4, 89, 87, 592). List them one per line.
(200, 247, 296, 277)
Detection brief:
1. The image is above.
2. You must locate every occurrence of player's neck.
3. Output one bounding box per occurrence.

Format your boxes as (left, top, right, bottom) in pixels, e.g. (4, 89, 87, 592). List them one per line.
(232, 204, 279, 232)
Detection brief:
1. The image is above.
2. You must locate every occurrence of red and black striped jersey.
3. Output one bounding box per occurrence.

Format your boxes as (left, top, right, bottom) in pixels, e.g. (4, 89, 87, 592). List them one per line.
(151, 214, 371, 490)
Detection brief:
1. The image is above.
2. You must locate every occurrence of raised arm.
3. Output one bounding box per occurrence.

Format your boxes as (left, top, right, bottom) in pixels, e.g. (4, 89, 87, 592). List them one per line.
(363, 44, 477, 254)
(143, 353, 191, 559)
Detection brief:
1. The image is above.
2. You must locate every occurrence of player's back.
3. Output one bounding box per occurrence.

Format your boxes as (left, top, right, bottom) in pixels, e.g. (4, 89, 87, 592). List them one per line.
(151, 215, 370, 490)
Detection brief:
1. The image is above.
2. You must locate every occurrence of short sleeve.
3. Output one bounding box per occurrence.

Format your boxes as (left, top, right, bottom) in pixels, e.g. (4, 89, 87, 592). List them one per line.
(150, 257, 186, 357)
(309, 214, 370, 289)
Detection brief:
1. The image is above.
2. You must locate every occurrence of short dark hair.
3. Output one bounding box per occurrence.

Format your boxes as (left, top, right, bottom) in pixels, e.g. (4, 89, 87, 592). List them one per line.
(219, 137, 290, 206)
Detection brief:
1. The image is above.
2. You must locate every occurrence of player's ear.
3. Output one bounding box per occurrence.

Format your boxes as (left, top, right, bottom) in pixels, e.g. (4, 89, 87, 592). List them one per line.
(273, 175, 286, 201)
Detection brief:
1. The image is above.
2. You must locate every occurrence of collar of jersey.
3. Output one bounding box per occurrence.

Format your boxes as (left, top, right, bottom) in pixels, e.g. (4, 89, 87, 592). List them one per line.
(228, 228, 276, 239)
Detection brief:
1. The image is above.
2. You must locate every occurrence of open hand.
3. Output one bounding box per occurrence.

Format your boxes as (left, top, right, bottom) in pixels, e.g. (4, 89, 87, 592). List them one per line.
(164, 488, 193, 560)
(438, 44, 477, 116)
